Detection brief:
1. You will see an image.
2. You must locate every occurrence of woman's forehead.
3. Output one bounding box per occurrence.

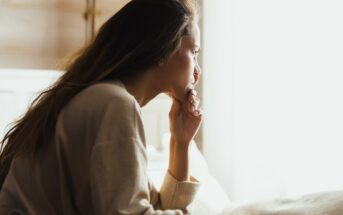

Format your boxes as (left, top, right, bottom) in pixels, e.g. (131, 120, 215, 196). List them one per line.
(183, 25, 201, 47)
(182, 36, 200, 48)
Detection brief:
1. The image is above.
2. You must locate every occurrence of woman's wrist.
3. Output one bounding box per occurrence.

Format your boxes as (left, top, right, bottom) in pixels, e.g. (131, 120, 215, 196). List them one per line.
(170, 133, 192, 149)
(168, 136, 191, 181)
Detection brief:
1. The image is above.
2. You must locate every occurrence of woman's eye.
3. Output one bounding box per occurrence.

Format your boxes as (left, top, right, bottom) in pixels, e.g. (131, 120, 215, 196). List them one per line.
(192, 50, 199, 58)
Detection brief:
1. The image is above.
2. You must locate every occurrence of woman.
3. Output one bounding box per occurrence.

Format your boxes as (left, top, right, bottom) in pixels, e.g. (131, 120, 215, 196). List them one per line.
(0, 0, 203, 214)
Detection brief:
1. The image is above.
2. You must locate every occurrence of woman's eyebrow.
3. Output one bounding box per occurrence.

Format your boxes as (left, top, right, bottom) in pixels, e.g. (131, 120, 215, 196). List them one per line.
(193, 43, 201, 50)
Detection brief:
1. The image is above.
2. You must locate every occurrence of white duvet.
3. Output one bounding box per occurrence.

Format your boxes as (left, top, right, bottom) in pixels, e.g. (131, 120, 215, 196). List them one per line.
(147, 142, 343, 215)
(222, 190, 343, 215)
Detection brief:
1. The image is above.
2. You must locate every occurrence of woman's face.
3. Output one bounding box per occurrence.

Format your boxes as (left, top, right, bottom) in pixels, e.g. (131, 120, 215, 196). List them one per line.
(159, 24, 201, 103)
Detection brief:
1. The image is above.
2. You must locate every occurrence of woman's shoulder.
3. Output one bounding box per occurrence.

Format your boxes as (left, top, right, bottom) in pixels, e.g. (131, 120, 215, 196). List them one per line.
(63, 80, 138, 118)
(80, 80, 134, 105)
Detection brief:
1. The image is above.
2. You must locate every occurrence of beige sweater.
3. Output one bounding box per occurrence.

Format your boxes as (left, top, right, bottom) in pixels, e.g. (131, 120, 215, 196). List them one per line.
(0, 80, 200, 215)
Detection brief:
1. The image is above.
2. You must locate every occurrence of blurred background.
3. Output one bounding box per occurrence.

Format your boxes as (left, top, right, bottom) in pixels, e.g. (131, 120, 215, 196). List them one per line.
(1, 0, 343, 204)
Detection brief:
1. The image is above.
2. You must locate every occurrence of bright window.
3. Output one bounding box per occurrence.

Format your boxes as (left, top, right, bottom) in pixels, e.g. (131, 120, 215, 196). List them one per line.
(203, 0, 343, 202)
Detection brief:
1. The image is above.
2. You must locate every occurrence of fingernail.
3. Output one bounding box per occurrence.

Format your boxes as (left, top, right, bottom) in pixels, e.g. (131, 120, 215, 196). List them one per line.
(196, 110, 201, 116)
(191, 89, 197, 96)
(196, 108, 203, 116)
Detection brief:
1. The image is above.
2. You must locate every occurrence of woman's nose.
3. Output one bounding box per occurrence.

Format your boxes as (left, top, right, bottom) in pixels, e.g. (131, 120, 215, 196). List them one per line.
(193, 65, 201, 85)
(196, 64, 202, 76)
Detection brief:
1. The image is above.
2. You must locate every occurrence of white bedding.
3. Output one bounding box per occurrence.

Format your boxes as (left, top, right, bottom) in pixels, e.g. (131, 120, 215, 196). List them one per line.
(222, 190, 343, 215)
(147, 140, 343, 215)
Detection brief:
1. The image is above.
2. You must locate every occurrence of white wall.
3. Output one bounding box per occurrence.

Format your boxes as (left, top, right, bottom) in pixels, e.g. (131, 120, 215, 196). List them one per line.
(203, 0, 343, 202)
(0, 69, 61, 138)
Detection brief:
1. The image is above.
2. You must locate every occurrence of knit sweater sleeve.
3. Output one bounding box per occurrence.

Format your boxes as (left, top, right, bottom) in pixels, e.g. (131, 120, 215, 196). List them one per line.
(89, 96, 200, 215)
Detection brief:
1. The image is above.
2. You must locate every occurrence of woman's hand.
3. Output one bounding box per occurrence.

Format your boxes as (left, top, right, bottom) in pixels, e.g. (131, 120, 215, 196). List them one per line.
(167, 89, 203, 181)
(169, 89, 203, 147)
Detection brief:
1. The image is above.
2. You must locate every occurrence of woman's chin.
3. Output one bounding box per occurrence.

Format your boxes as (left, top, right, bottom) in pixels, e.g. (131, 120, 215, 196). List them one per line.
(164, 91, 185, 104)
(180, 87, 193, 103)
(165, 85, 193, 103)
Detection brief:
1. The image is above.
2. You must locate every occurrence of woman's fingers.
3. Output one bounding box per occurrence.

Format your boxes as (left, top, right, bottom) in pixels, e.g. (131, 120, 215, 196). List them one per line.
(169, 89, 204, 145)
(169, 89, 203, 118)
(187, 98, 199, 112)
(187, 89, 202, 117)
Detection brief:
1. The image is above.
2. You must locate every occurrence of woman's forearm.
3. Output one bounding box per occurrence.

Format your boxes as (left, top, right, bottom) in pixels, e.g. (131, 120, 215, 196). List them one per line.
(168, 136, 191, 181)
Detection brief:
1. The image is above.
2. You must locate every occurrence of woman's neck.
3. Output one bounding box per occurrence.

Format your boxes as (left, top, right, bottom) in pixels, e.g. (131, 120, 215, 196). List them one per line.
(120, 70, 162, 107)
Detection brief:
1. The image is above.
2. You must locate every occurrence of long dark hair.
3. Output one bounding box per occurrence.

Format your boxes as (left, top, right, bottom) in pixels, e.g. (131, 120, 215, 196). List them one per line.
(0, 0, 198, 189)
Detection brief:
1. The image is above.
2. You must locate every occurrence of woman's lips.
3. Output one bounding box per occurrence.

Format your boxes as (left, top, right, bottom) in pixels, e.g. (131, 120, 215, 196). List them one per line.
(193, 72, 199, 85)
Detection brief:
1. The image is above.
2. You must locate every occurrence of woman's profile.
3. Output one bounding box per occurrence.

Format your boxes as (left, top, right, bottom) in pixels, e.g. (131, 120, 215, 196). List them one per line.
(0, 0, 203, 214)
